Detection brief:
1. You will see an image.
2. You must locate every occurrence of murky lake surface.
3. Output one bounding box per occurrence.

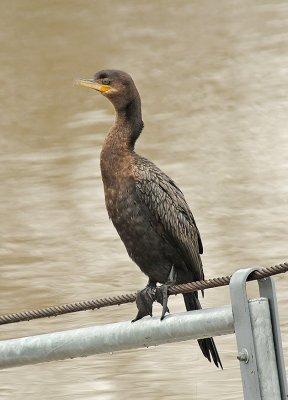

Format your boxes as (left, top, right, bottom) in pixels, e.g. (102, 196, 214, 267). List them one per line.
(1, 1, 288, 399)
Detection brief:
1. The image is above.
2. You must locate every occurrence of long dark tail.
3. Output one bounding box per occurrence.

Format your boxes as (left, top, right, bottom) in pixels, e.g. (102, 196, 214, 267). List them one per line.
(183, 292, 223, 369)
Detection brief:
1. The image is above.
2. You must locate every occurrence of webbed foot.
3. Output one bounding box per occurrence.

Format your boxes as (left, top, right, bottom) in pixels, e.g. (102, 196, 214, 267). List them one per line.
(132, 282, 156, 322)
(155, 285, 170, 320)
(156, 265, 177, 320)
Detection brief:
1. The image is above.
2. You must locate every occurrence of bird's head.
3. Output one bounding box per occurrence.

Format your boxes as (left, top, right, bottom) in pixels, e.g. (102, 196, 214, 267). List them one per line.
(75, 69, 139, 110)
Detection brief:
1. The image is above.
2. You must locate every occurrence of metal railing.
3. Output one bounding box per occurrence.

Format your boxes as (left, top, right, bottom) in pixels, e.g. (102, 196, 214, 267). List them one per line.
(0, 267, 287, 400)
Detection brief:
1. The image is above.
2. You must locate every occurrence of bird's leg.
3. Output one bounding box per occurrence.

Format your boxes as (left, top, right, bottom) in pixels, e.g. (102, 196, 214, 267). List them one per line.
(132, 280, 157, 322)
(156, 265, 177, 320)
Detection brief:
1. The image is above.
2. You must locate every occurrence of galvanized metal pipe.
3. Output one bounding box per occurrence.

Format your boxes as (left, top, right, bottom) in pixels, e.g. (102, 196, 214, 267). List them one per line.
(249, 298, 282, 399)
(0, 305, 233, 369)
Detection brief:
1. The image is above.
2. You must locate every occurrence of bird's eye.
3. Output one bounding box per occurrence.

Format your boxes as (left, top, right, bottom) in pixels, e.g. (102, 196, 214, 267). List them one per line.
(102, 78, 110, 85)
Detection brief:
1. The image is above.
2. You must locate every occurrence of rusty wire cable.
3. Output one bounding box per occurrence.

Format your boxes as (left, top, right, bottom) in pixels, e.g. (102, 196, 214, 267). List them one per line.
(0, 262, 287, 326)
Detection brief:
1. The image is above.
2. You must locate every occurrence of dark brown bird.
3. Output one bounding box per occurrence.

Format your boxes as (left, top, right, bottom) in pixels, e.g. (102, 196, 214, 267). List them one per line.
(76, 69, 222, 368)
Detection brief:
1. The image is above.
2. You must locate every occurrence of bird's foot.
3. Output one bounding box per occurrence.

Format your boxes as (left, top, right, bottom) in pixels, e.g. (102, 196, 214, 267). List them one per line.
(156, 265, 177, 320)
(132, 283, 156, 322)
(155, 285, 170, 320)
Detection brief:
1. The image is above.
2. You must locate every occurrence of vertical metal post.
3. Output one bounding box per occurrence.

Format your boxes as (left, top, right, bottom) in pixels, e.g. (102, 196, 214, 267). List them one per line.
(258, 277, 288, 399)
(249, 298, 281, 399)
(230, 268, 288, 400)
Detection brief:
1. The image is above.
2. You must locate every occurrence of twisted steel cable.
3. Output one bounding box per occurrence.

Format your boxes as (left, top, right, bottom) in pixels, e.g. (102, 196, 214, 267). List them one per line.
(0, 262, 287, 326)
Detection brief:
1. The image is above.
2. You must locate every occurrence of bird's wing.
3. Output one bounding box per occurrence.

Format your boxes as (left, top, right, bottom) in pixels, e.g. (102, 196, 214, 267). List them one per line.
(134, 156, 204, 280)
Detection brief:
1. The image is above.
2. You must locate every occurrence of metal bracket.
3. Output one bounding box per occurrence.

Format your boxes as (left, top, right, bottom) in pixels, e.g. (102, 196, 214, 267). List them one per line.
(230, 267, 262, 399)
(258, 276, 288, 399)
(230, 267, 288, 400)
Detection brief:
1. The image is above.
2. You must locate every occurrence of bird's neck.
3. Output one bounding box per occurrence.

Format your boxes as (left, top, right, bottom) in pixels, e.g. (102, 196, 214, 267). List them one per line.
(104, 96, 144, 153)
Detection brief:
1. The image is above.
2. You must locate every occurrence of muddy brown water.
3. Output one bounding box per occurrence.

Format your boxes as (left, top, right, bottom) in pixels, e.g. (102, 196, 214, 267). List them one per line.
(1, 1, 288, 399)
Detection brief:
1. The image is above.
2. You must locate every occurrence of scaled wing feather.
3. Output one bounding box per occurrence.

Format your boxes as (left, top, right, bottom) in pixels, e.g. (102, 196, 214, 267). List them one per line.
(134, 156, 204, 281)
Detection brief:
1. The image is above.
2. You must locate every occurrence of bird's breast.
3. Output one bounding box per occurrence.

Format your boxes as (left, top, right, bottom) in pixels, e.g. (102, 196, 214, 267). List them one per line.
(100, 149, 135, 219)
(99, 148, 180, 282)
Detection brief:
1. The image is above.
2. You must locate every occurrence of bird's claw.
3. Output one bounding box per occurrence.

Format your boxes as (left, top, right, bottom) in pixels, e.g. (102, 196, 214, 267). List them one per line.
(156, 265, 176, 320)
(155, 285, 170, 320)
(132, 285, 156, 322)
(132, 266, 176, 322)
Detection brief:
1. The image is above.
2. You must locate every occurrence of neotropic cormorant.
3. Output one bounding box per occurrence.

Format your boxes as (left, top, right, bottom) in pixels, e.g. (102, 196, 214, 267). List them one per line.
(76, 70, 222, 368)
